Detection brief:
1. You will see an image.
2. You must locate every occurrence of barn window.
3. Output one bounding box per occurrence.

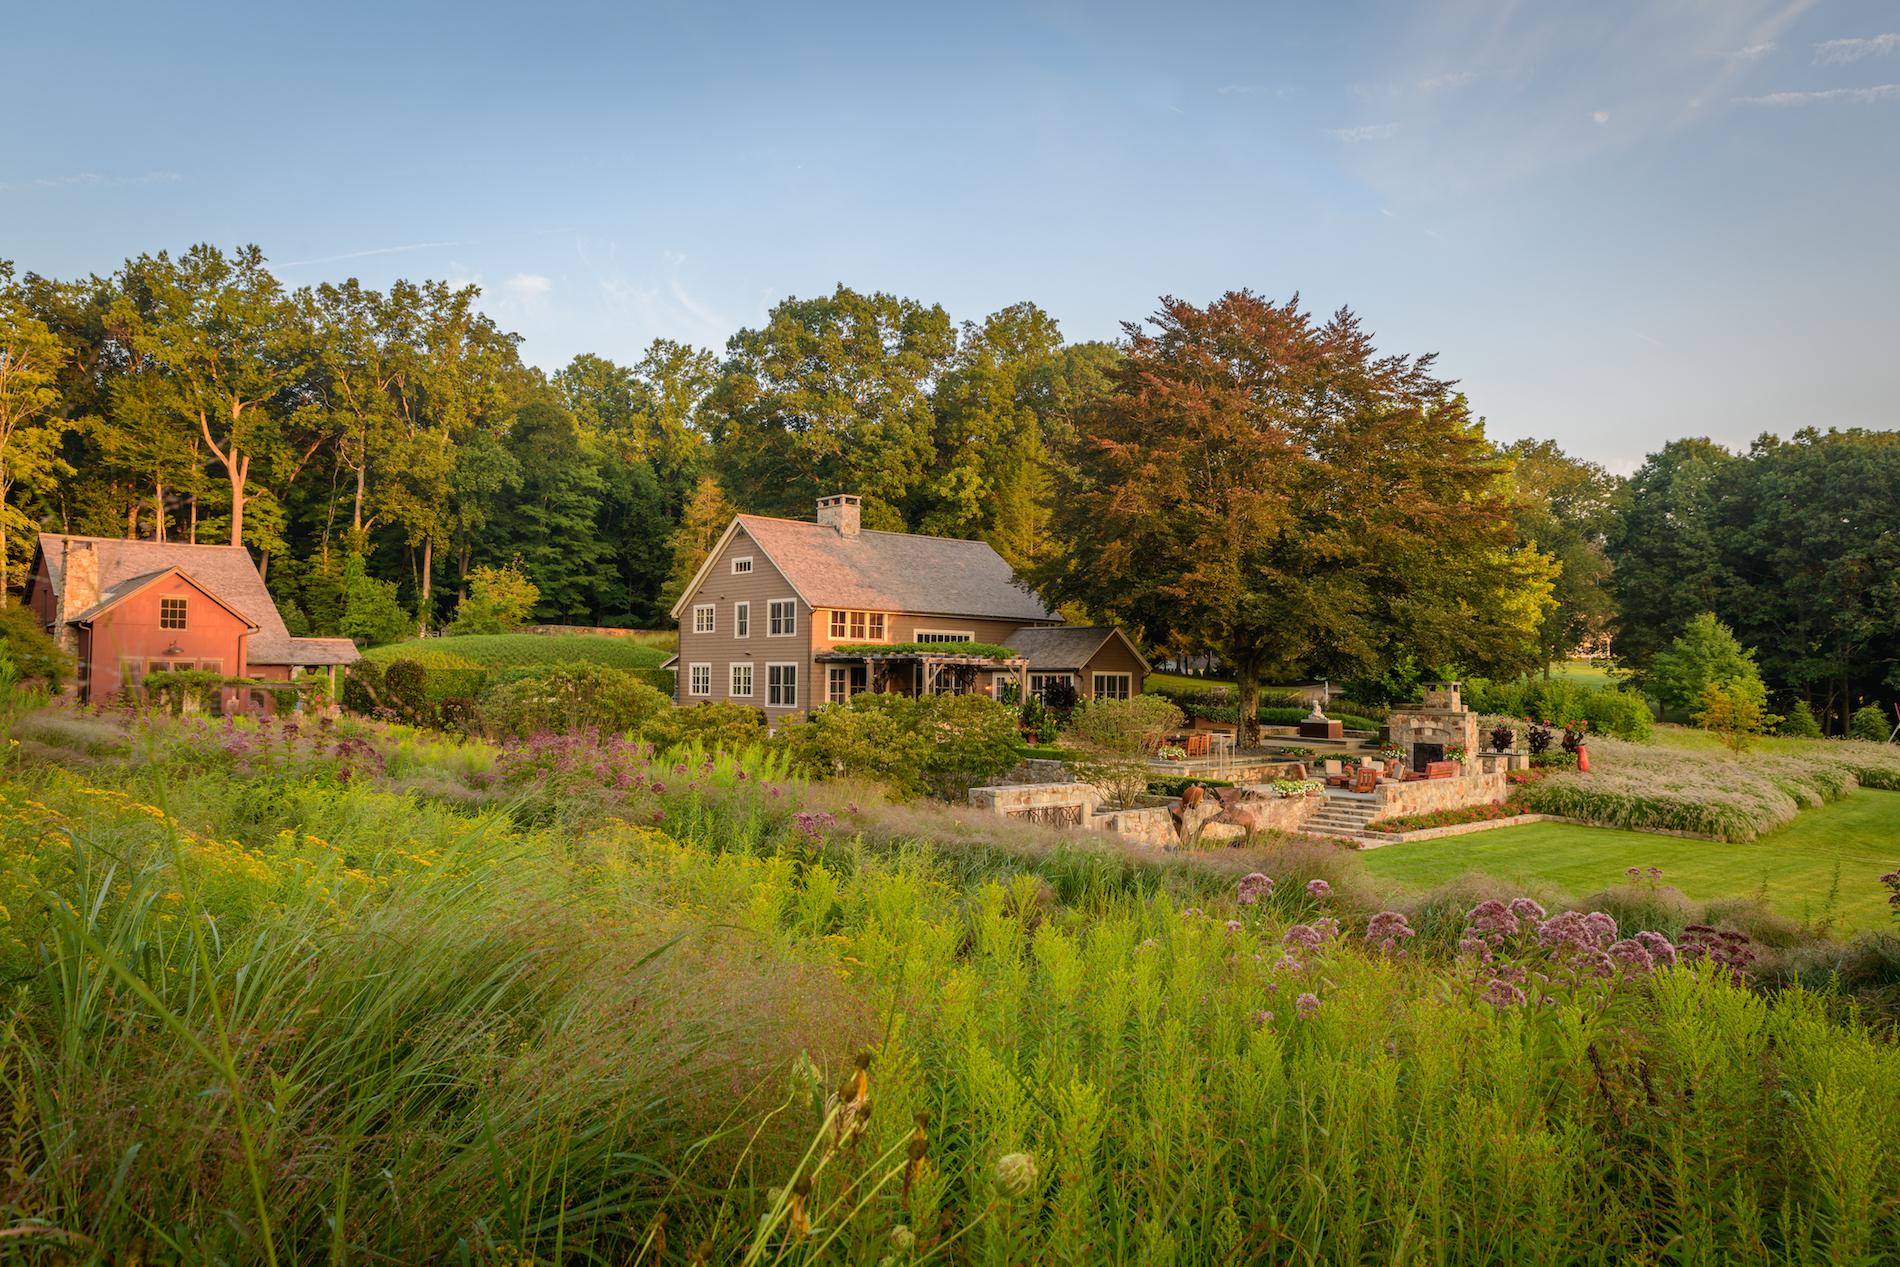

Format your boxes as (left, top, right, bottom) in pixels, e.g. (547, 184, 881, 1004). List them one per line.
(160, 597, 188, 630)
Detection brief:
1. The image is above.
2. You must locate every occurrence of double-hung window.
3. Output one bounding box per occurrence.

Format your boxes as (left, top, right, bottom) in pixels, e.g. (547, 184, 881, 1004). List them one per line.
(692, 604, 716, 635)
(688, 663, 712, 696)
(767, 663, 798, 707)
(827, 610, 887, 641)
(734, 601, 749, 638)
(768, 600, 797, 636)
(1092, 673, 1132, 701)
(729, 663, 754, 698)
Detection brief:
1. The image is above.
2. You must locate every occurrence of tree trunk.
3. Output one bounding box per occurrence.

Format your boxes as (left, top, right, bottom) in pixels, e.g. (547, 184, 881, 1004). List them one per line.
(353, 461, 365, 533)
(419, 537, 433, 635)
(0, 493, 9, 608)
(227, 451, 248, 547)
(259, 550, 270, 582)
(126, 498, 139, 539)
(189, 493, 198, 545)
(154, 479, 166, 542)
(1237, 663, 1260, 748)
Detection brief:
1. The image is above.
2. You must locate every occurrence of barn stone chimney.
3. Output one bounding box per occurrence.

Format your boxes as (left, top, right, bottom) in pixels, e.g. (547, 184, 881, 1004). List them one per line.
(55, 538, 100, 653)
(816, 494, 861, 537)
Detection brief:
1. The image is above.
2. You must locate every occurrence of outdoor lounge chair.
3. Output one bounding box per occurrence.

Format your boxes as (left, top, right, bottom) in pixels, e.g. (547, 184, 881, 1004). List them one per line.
(1323, 759, 1348, 787)
(1351, 767, 1379, 794)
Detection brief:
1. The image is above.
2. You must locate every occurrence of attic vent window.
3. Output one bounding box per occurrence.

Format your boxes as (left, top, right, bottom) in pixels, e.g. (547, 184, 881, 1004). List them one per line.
(731, 557, 753, 575)
(159, 598, 188, 630)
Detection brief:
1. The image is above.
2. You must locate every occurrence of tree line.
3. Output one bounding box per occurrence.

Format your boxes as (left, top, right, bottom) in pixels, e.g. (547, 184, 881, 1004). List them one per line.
(1, 244, 1892, 731)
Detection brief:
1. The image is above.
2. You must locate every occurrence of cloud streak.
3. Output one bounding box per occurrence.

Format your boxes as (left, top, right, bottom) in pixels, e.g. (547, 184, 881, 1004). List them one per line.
(1814, 33, 1899, 65)
(0, 170, 180, 193)
(505, 273, 552, 296)
(1327, 122, 1399, 143)
(280, 240, 467, 267)
(1735, 83, 1900, 105)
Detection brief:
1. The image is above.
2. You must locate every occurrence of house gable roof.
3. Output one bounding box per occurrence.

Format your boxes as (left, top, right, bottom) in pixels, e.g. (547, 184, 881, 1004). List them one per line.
(671, 513, 1058, 624)
(1003, 625, 1151, 673)
(36, 535, 359, 668)
(68, 566, 260, 631)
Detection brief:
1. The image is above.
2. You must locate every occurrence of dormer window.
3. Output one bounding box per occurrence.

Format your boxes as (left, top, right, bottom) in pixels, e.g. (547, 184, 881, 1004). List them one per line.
(160, 597, 188, 630)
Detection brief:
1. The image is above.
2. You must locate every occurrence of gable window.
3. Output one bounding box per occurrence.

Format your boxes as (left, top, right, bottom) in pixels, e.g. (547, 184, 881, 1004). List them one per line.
(734, 601, 750, 638)
(1092, 672, 1132, 701)
(915, 629, 973, 644)
(731, 556, 753, 575)
(692, 604, 716, 635)
(768, 599, 797, 637)
(827, 610, 889, 641)
(688, 663, 712, 697)
(730, 662, 754, 698)
(767, 662, 798, 707)
(159, 597, 188, 630)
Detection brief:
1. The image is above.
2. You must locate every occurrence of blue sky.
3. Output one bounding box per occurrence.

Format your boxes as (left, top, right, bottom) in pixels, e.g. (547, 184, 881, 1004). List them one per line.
(5, 0, 1896, 470)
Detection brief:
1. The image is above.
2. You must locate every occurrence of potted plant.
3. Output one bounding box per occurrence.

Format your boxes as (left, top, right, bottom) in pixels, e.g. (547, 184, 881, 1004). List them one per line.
(1446, 744, 1469, 772)
(1488, 724, 1516, 753)
(1156, 744, 1188, 763)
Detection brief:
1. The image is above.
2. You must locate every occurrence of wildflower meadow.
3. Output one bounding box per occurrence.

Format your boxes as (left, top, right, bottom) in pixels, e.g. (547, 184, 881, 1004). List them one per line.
(2, 705, 1898, 1263)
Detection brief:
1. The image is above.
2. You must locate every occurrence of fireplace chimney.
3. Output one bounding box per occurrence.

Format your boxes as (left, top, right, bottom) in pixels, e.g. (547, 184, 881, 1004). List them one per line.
(816, 494, 860, 537)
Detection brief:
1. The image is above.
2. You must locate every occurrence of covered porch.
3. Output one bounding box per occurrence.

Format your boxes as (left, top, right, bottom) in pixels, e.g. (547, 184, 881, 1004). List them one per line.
(813, 648, 1029, 706)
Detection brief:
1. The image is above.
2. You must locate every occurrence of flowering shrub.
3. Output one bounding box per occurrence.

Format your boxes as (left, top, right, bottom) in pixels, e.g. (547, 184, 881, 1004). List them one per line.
(1367, 800, 1524, 833)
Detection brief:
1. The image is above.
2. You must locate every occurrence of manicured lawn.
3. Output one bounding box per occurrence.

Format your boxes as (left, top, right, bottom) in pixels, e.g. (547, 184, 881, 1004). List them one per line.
(1546, 659, 1619, 687)
(1146, 670, 1236, 692)
(362, 630, 673, 670)
(1360, 790, 1900, 931)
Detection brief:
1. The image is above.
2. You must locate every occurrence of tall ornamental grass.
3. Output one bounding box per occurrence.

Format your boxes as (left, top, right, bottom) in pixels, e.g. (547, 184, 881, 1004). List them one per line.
(1510, 733, 1900, 840)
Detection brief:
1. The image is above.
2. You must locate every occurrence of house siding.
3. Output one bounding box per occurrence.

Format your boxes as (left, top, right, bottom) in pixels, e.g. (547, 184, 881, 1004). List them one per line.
(80, 575, 254, 704)
(1080, 637, 1147, 698)
(674, 525, 813, 720)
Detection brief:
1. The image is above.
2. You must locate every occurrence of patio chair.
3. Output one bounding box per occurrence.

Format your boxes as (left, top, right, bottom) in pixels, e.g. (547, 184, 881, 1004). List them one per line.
(1185, 732, 1212, 758)
(1350, 766, 1379, 794)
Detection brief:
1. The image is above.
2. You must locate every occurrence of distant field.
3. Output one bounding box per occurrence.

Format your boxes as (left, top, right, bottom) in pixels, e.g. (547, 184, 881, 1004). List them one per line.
(1360, 790, 1900, 932)
(362, 631, 674, 671)
(1547, 659, 1620, 687)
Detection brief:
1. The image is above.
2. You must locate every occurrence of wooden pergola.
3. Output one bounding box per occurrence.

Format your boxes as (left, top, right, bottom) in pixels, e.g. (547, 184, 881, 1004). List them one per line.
(814, 649, 1030, 701)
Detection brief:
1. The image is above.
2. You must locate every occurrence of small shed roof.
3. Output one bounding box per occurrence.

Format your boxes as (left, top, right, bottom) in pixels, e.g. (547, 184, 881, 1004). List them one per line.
(1003, 625, 1150, 673)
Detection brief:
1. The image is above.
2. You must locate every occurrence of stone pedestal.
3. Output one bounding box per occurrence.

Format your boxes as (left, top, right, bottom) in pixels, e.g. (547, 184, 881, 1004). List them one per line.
(1298, 718, 1343, 740)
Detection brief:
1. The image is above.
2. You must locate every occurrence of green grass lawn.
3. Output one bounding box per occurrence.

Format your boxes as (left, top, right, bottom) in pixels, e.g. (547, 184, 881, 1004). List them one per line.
(1546, 659, 1619, 687)
(1360, 789, 1900, 932)
(362, 630, 673, 670)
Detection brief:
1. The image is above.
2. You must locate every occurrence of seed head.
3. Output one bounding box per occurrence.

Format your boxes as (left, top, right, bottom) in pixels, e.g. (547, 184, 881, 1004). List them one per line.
(994, 1151, 1039, 1201)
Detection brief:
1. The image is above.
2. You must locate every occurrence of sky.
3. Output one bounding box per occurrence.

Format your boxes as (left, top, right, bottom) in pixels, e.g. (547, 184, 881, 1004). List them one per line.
(4, 0, 1897, 472)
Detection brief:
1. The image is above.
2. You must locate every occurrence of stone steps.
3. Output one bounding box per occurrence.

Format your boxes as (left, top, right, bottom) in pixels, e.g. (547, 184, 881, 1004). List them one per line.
(1304, 795, 1382, 838)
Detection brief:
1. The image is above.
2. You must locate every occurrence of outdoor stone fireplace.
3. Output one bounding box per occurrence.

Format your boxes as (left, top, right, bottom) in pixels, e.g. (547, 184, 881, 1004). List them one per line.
(1387, 681, 1480, 771)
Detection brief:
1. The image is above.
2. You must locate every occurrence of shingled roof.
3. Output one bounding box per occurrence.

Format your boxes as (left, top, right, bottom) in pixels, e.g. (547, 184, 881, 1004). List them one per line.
(35, 535, 358, 667)
(1003, 625, 1150, 672)
(722, 514, 1060, 623)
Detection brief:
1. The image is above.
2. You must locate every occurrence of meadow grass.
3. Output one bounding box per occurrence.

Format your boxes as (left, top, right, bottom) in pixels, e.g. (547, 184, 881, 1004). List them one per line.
(1361, 790, 1900, 933)
(361, 630, 673, 671)
(3, 709, 1898, 1262)
(1506, 729, 1900, 841)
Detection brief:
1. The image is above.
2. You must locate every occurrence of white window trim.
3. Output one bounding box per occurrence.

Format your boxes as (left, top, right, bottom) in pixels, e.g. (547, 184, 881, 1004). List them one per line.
(1092, 672, 1133, 700)
(1030, 672, 1075, 691)
(688, 663, 713, 697)
(767, 661, 799, 708)
(768, 598, 798, 637)
(730, 556, 754, 574)
(915, 628, 976, 643)
(734, 600, 750, 639)
(692, 603, 716, 635)
(827, 664, 850, 705)
(729, 662, 754, 698)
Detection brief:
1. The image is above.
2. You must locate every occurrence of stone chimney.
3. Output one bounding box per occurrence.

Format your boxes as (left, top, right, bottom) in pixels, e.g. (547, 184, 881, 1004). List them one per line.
(55, 538, 100, 653)
(816, 494, 861, 537)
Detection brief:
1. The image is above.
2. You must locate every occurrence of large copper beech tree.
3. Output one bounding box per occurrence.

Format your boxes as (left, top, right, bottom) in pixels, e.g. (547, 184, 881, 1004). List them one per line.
(1038, 291, 1554, 740)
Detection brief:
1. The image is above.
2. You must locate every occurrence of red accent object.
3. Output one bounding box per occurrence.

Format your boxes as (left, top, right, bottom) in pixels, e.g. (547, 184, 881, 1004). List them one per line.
(1577, 745, 1590, 773)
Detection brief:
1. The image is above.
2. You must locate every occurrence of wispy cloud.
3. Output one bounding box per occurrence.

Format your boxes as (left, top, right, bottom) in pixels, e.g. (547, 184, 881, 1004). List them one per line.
(1327, 122, 1400, 143)
(1592, 110, 1611, 124)
(280, 240, 466, 267)
(1724, 42, 1777, 61)
(1814, 33, 1899, 65)
(505, 273, 552, 296)
(1735, 83, 1900, 105)
(1418, 70, 1476, 93)
(0, 170, 180, 193)
(1630, 330, 1666, 349)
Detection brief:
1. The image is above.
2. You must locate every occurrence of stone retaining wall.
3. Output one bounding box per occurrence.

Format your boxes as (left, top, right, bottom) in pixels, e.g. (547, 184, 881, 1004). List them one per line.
(1093, 806, 1174, 846)
(1371, 771, 1509, 822)
(968, 781, 1099, 822)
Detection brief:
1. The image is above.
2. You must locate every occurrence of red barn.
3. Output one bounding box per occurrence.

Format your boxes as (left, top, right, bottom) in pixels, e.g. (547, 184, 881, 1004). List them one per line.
(25, 535, 358, 708)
